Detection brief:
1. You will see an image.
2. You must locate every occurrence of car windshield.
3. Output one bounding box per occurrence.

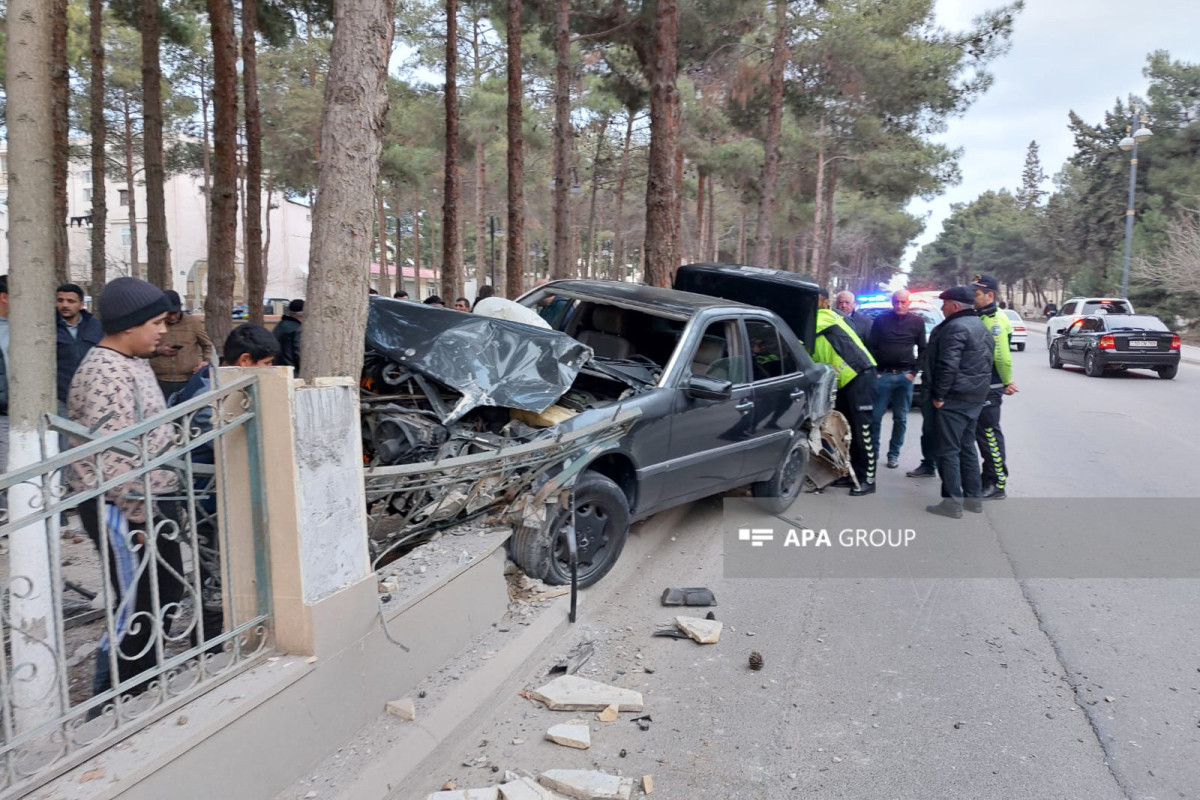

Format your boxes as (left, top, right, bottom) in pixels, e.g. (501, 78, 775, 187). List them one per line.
(1082, 300, 1132, 314)
(1106, 315, 1169, 332)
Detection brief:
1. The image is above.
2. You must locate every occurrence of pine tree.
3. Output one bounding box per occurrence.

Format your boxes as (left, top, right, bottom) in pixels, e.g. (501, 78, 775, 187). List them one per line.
(1016, 140, 1047, 210)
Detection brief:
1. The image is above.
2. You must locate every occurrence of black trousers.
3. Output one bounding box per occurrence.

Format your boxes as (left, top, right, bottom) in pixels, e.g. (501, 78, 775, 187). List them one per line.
(836, 371, 878, 486)
(934, 403, 983, 505)
(917, 392, 938, 471)
(975, 389, 1008, 489)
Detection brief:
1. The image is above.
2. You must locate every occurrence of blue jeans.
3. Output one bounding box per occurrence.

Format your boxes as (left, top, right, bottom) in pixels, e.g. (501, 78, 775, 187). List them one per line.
(871, 371, 914, 461)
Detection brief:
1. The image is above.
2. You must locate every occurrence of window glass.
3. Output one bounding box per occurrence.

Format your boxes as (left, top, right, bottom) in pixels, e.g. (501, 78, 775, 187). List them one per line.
(746, 318, 788, 381)
(1061, 302, 1078, 315)
(1083, 300, 1132, 315)
(1107, 315, 1168, 332)
(689, 321, 746, 385)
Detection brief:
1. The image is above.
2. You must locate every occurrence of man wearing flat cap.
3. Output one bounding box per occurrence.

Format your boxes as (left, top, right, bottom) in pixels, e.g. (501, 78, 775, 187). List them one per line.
(971, 274, 1018, 500)
(150, 289, 213, 399)
(924, 286, 993, 518)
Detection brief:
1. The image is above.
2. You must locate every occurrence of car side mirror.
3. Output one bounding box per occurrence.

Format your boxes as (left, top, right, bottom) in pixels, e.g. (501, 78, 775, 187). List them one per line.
(686, 374, 733, 401)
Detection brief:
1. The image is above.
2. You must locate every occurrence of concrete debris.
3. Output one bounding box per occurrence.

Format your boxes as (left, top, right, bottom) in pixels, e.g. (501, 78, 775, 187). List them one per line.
(546, 723, 591, 749)
(531, 675, 644, 712)
(427, 789, 499, 800)
(675, 615, 722, 644)
(385, 698, 416, 720)
(499, 777, 558, 800)
(539, 769, 634, 800)
(598, 703, 619, 722)
(642, 775, 654, 795)
(443, 781, 457, 791)
(379, 578, 399, 593)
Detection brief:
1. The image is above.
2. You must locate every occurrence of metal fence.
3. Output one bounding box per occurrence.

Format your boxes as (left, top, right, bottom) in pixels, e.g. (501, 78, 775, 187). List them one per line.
(0, 373, 271, 798)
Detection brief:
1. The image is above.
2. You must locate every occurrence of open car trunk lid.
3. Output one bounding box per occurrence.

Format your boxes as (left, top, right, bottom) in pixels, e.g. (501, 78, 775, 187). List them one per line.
(674, 263, 822, 353)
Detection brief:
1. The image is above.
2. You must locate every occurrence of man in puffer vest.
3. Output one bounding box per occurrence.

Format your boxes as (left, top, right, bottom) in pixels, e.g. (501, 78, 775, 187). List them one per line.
(814, 290, 878, 495)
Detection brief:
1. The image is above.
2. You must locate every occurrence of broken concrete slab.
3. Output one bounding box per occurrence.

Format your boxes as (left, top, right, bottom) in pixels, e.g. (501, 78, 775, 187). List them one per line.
(546, 722, 591, 749)
(499, 777, 557, 800)
(641, 775, 653, 795)
(531, 675, 643, 712)
(427, 788, 499, 800)
(385, 698, 416, 720)
(597, 704, 619, 723)
(539, 770, 633, 800)
(675, 615, 722, 644)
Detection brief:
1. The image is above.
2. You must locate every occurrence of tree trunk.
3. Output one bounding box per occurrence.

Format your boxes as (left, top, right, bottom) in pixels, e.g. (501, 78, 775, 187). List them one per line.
(142, 0, 170, 289)
(696, 169, 706, 264)
(263, 174, 275, 299)
(377, 191, 390, 296)
(611, 111, 634, 280)
(504, 0, 524, 298)
(752, 0, 788, 268)
(737, 209, 746, 263)
(819, 166, 838, 284)
(584, 117, 608, 279)
(52, 0, 70, 285)
(243, 0, 265, 325)
(205, 0, 239, 348)
(810, 117, 826, 284)
(89, 0, 108, 297)
(201, 59, 211, 237)
(707, 177, 716, 261)
(302, 0, 393, 380)
(471, 19, 487, 290)
(5, 0, 63, 732)
(550, 0, 572, 279)
(123, 96, 142, 278)
(442, 0, 462, 301)
(393, 211, 402, 296)
(643, 0, 680, 288)
(413, 192, 423, 299)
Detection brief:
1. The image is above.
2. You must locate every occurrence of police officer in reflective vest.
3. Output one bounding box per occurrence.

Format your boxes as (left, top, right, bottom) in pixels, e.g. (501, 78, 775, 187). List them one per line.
(971, 274, 1019, 499)
(814, 290, 878, 495)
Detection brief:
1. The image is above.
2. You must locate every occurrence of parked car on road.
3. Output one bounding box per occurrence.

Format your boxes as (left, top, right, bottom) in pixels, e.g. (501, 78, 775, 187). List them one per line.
(1046, 297, 1134, 346)
(1004, 309, 1027, 351)
(1048, 313, 1181, 379)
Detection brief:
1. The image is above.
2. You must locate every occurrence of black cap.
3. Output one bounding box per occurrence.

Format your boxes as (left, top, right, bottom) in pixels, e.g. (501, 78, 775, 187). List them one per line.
(287, 299, 305, 313)
(939, 286, 976, 305)
(971, 273, 999, 292)
(164, 290, 183, 312)
(98, 277, 171, 334)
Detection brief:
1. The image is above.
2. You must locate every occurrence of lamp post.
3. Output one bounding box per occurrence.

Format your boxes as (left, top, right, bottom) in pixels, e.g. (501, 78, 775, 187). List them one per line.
(1118, 110, 1152, 298)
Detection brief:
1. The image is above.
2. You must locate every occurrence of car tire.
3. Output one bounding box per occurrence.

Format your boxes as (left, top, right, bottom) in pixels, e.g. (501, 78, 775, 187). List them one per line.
(752, 438, 811, 514)
(1084, 349, 1104, 378)
(1157, 364, 1178, 380)
(538, 472, 631, 588)
(1049, 342, 1063, 369)
(1015, 343, 1026, 352)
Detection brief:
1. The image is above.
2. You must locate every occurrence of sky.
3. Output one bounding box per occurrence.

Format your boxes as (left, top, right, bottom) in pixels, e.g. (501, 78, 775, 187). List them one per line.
(902, 0, 1200, 271)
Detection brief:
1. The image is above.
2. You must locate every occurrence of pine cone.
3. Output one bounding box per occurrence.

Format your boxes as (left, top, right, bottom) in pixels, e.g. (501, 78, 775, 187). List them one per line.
(748, 651, 764, 671)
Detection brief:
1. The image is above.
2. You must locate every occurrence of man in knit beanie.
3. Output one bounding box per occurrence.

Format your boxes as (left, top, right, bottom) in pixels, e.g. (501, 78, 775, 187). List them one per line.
(68, 276, 188, 699)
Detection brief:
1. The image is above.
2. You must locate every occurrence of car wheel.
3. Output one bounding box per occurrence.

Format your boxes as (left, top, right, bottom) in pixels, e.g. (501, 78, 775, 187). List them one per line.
(1015, 343, 1026, 352)
(1049, 342, 1063, 369)
(538, 472, 631, 588)
(1157, 364, 1178, 380)
(1084, 349, 1104, 377)
(752, 438, 811, 514)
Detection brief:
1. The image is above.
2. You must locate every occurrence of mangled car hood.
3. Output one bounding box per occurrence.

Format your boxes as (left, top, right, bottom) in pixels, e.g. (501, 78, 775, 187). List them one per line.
(366, 297, 593, 423)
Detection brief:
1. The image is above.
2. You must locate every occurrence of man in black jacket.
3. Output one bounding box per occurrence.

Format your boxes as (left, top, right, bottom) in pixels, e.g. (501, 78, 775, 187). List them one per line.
(56, 283, 105, 407)
(274, 298, 304, 370)
(866, 289, 927, 470)
(925, 286, 993, 518)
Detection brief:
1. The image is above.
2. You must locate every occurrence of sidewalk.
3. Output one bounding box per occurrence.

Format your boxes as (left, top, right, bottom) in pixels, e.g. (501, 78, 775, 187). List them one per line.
(1024, 319, 1200, 366)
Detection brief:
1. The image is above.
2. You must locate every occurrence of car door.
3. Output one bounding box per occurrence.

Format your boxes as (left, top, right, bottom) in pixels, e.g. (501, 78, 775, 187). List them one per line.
(1062, 318, 1096, 363)
(658, 318, 753, 503)
(742, 317, 808, 479)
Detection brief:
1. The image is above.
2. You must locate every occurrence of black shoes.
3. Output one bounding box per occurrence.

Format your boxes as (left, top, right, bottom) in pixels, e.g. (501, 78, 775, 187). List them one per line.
(830, 476, 854, 488)
(849, 483, 876, 497)
(926, 501, 963, 519)
(981, 484, 1007, 500)
(886, 456, 899, 469)
(906, 464, 937, 478)
(964, 499, 983, 513)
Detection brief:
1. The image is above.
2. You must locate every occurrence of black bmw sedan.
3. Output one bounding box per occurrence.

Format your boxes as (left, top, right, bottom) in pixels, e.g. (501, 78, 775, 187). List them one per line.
(1049, 313, 1181, 379)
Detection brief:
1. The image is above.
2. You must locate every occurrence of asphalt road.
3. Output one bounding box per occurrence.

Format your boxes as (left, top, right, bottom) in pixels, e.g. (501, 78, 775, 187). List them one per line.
(408, 337, 1200, 800)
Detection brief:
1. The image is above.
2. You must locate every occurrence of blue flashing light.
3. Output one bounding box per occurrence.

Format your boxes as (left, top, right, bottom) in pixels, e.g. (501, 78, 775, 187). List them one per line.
(856, 293, 890, 304)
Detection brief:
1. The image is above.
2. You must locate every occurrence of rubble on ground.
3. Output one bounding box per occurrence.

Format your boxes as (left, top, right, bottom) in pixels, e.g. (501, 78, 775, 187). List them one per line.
(538, 769, 633, 800)
(675, 615, 722, 644)
(544, 723, 590, 750)
(530, 675, 643, 712)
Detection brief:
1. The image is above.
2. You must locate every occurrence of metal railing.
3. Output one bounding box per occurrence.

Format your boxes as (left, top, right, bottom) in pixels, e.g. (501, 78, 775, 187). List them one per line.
(0, 373, 271, 798)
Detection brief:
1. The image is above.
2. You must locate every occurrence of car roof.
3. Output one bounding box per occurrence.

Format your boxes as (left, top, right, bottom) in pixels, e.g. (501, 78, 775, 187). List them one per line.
(539, 279, 756, 316)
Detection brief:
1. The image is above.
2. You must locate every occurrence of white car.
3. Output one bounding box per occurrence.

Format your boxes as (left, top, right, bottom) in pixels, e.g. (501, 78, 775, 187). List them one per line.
(1004, 309, 1027, 351)
(1046, 297, 1134, 346)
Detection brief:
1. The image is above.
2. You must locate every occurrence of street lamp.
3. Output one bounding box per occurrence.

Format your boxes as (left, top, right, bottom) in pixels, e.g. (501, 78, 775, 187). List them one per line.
(488, 214, 503, 289)
(1118, 110, 1152, 298)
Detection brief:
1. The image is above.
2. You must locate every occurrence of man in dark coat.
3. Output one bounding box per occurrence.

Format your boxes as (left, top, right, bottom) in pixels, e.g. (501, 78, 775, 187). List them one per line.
(924, 286, 994, 518)
(274, 298, 304, 370)
(55, 283, 104, 407)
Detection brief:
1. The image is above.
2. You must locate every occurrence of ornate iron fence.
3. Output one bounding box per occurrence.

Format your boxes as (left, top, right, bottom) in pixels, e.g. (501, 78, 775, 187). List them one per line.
(0, 373, 271, 797)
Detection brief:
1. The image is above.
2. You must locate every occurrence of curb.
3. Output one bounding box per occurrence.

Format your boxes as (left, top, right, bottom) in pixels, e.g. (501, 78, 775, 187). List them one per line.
(328, 594, 575, 800)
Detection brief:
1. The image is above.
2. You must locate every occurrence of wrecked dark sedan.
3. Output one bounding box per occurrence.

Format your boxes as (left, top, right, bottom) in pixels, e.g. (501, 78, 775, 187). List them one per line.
(361, 275, 835, 588)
